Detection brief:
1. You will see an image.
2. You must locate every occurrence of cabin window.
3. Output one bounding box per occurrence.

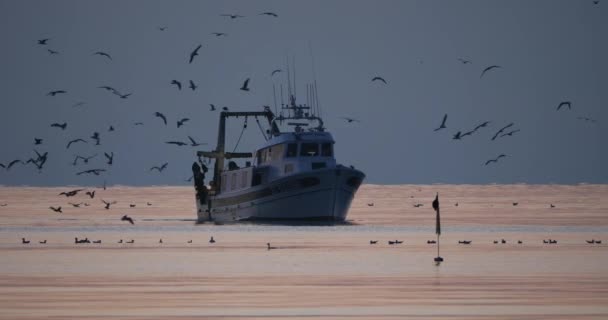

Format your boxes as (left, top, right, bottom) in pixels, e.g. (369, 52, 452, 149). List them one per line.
(231, 173, 237, 190)
(271, 144, 285, 161)
(300, 143, 318, 157)
(321, 143, 333, 157)
(286, 143, 298, 157)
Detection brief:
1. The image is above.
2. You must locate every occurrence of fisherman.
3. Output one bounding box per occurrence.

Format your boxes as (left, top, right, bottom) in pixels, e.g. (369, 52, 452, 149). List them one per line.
(192, 159, 208, 204)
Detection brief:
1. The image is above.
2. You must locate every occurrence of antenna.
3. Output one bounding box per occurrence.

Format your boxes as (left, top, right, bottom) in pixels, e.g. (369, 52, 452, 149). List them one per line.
(292, 56, 297, 101)
(285, 55, 292, 102)
(272, 84, 278, 115)
(308, 41, 323, 119)
(280, 84, 284, 108)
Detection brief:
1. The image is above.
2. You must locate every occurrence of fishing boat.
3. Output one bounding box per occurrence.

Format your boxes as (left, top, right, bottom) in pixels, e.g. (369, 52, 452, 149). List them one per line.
(193, 94, 365, 222)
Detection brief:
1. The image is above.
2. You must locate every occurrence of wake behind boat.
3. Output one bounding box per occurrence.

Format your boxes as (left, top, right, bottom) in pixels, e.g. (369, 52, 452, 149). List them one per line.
(192, 94, 365, 223)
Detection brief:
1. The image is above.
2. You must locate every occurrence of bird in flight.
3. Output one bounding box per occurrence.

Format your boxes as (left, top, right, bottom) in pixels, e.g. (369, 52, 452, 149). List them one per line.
(221, 14, 245, 19)
(170, 80, 182, 90)
(485, 154, 507, 166)
(3, 159, 24, 170)
(102, 151, 113, 166)
(259, 12, 278, 17)
(480, 65, 501, 78)
(101, 199, 116, 210)
(491, 123, 514, 141)
(371, 76, 387, 84)
(240, 78, 250, 91)
(188, 136, 205, 147)
(34, 138, 43, 145)
(49, 206, 62, 213)
(593, 0, 599, 4)
(121, 215, 135, 224)
(500, 129, 520, 138)
(341, 117, 360, 123)
(47, 90, 66, 96)
(270, 69, 282, 77)
(557, 101, 571, 111)
(222, 107, 229, 111)
(38, 38, 50, 45)
(66, 139, 87, 149)
(69, 202, 83, 208)
(150, 162, 168, 172)
(86, 190, 95, 199)
(452, 131, 462, 140)
(133, 122, 144, 126)
(166, 141, 188, 146)
(158, 26, 167, 31)
(154, 112, 167, 125)
(458, 58, 471, 64)
(209, 104, 216, 111)
(211, 32, 227, 37)
(473, 121, 491, 132)
(577, 116, 597, 123)
(189, 80, 197, 91)
(48, 49, 59, 55)
(90, 132, 100, 145)
(76, 169, 106, 176)
(93, 51, 112, 60)
(177, 118, 190, 128)
(51, 122, 67, 130)
(189, 44, 202, 64)
(59, 189, 84, 197)
(72, 154, 97, 166)
(434, 114, 447, 131)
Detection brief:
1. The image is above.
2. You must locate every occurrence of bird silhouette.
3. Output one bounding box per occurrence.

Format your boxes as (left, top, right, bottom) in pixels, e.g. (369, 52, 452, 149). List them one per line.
(39, 240, 47, 244)
(188, 136, 205, 146)
(177, 118, 190, 128)
(4, 159, 24, 170)
(126, 240, 135, 244)
(240, 78, 250, 91)
(187, 240, 193, 243)
(452, 131, 462, 140)
(593, 0, 600, 4)
(369, 240, 378, 244)
(66, 139, 87, 149)
(133, 122, 144, 126)
(72, 154, 97, 166)
(92, 240, 101, 244)
(76, 169, 105, 176)
(458, 240, 472, 244)
(484, 154, 507, 166)
(101, 199, 116, 210)
(50, 122, 67, 130)
(154, 112, 167, 125)
(222, 107, 229, 111)
(480, 65, 501, 78)
(500, 129, 520, 138)
(458, 58, 471, 64)
(259, 12, 278, 17)
(189, 44, 202, 64)
(367, 203, 374, 206)
(37, 38, 49, 45)
(104, 152, 113, 165)
(68, 202, 83, 207)
(209, 104, 216, 111)
(371, 76, 387, 84)
(22, 238, 30, 244)
(221, 14, 245, 19)
(158, 26, 167, 31)
(108, 125, 115, 132)
(93, 51, 112, 60)
(188, 80, 197, 91)
(434, 114, 447, 131)
(170, 80, 182, 90)
(121, 215, 134, 224)
(98, 86, 118, 93)
(491, 123, 514, 141)
(413, 204, 424, 208)
(86, 190, 95, 199)
(166, 141, 188, 146)
(211, 32, 227, 37)
(557, 101, 572, 111)
(47, 90, 66, 96)
(271, 69, 282, 76)
(47, 49, 59, 55)
(117, 93, 131, 99)
(49, 206, 62, 213)
(59, 189, 83, 197)
(150, 163, 168, 172)
(512, 202, 518, 206)
(129, 204, 136, 208)
(34, 138, 43, 145)
(90, 132, 100, 145)
(341, 117, 360, 123)
(473, 121, 491, 131)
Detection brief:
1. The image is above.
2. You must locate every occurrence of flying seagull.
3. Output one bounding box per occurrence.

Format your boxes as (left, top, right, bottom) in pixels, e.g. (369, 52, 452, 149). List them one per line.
(66, 139, 87, 149)
(154, 112, 167, 125)
(4, 159, 24, 170)
(491, 123, 514, 141)
(50, 122, 67, 130)
(189, 44, 202, 64)
(49, 206, 62, 213)
(90, 132, 100, 145)
(557, 101, 572, 111)
(104, 152, 113, 165)
(166, 141, 188, 146)
(221, 14, 245, 19)
(259, 12, 278, 17)
(485, 154, 507, 166)
(34, 138, 43, 145)
(240, 78, 250, 91)
(434, 114, 447, 131)
(150, 162, 168, 172)
(177, 118, 190, 128)
(47, 90, 66, 96)
(473, 121, 491, 132)
(341, 117, 360, 123)
(86, 190, 95, 199)
(158, 26, 167, 31)
(211, 32, 227, 37)
(48, 49, 59, 55)
(371, 76, 387, 84)
(188, 136, 205, 147)
(101, 199, 116, 210)
(209, 104, 216, 111)
(500, 129, 520, 138)
(452, 131, 462, 140)
(271, 69, 282, 76)
(37, 38, 50, 45)
(188, 80, 197, 91)
(76, 169, 106, 176)
(59, 189, 84, 197)
(170, 80, 182, 90)
(458, 58, 471, 64)
(480, 65, 501, 78)
(121, 215, 134, 224)
(93, 51, 112, 60)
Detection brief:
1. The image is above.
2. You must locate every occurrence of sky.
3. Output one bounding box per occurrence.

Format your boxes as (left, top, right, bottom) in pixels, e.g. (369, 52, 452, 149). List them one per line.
(0, 0, 606, 186)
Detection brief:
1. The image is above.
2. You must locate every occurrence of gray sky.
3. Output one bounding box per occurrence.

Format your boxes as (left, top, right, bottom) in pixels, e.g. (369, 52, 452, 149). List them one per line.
(0, 0, 606, 186)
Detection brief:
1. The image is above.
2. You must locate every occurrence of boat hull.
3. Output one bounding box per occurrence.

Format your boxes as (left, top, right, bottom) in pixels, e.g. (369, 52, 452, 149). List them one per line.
(197, 166, 364, 222)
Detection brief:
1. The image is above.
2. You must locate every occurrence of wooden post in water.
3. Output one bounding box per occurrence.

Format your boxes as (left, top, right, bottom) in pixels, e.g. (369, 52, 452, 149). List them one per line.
(433, 193, 443, 263)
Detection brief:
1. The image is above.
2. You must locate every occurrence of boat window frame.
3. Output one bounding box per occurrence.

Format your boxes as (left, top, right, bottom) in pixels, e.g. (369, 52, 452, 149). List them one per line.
(300, 142, 319, 157)
(321, 143, 333, 157)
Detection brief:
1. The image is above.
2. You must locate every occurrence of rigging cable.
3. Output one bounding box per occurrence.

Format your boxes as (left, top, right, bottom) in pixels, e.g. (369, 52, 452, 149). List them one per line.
(255, 117, 268, 141)
(232, 117, 248, 153)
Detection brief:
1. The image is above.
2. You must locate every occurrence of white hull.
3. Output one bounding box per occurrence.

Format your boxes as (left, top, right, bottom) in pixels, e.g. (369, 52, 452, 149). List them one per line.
(197, 166, 364, 222)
